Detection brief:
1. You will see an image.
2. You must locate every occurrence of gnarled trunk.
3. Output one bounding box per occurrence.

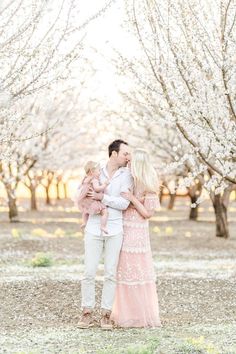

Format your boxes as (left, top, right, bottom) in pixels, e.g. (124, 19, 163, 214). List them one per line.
(159, 186, 164, 204)
(56, 182, 61, 200)
(189, 195, 199, 220)
(41, 171, 54, 205)
(188, 182, 202, 220)
(212, 194, 229, 238)
(7, 189, 19, 222)
(210, 185, 234, 238)
(45, 185, 51, 205)
(168, 193, 176, 210)
(30, 186, 37, 210)
(63, 182, 68, 199)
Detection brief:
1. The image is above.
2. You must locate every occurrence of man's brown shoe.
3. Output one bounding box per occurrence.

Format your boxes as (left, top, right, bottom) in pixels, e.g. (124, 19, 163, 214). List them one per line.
(100, 311, 113, 330)
(78, 309, 94, 329)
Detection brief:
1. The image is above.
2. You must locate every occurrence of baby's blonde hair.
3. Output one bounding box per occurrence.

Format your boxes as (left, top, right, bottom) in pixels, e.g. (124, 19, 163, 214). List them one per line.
(131, 148, 159, 193)
(84, 161, 98, 175)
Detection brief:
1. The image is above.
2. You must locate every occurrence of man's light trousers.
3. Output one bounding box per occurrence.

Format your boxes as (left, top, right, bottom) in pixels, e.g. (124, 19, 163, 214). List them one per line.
(81, 231, 123, 311)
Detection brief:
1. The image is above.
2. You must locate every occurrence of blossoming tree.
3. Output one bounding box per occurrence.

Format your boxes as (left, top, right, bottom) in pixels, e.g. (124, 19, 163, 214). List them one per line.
(118, 0, 236, 237)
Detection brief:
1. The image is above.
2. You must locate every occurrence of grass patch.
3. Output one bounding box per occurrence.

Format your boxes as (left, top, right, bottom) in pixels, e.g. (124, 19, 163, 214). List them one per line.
(30, 252, 53, 267)
(97, 337, 160, 354)
(182, 336, 220, 354)
(11, 228, 22, 238)
(31, 228, 48, 237)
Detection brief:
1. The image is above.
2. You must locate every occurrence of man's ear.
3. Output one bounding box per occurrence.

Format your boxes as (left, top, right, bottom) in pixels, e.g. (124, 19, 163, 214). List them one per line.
(111, 151, 117, 157)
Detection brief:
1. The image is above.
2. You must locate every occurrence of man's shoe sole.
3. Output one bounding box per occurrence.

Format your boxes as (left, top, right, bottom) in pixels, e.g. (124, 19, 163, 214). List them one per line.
(100, 325, 113, 330)
(77, 323, 94, 329)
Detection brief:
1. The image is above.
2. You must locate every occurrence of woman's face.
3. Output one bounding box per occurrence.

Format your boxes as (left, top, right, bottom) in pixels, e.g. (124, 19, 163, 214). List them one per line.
(127, 154, 132, 168)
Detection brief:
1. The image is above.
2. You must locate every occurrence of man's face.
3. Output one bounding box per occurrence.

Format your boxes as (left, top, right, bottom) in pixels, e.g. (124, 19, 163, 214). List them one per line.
(116, 143, 131, 167)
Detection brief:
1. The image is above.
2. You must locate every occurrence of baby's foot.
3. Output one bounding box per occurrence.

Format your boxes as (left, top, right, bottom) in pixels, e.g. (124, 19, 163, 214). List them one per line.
(101, 227, 108, 235)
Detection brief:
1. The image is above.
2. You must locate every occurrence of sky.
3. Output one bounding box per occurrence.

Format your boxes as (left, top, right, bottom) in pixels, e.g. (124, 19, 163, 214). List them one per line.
(75, 0, 139, 108)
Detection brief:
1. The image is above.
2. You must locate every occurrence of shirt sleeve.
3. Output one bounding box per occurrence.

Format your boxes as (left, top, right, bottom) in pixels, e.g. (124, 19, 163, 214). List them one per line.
(144, 192, 161, 212)
(102, 169, 134, 211)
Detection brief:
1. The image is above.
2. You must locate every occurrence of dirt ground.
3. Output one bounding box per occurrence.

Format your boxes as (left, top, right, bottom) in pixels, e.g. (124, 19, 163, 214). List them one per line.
(0, 196, 235, 354)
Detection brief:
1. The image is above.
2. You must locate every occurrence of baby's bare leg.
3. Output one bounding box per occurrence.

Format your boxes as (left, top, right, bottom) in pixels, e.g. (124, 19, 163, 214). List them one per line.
(100, 208, 108, 234)
(81, 212, 89, 230)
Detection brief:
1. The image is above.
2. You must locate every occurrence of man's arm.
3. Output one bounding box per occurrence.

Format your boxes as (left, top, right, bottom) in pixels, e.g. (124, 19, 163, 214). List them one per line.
(102, 194, 130, 210)
(88, 191, 130, 210)
(102, 170, 133, 210)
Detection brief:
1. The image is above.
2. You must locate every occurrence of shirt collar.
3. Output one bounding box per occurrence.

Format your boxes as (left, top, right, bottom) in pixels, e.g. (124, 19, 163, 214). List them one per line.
(102, 164, 126, 180)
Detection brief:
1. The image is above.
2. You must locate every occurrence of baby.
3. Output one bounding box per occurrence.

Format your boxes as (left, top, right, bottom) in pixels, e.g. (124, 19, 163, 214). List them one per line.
(76, 161, 109, 234)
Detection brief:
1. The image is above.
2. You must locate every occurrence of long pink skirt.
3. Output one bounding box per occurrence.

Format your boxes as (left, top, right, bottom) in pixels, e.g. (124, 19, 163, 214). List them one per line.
(111, 250, 161, 328)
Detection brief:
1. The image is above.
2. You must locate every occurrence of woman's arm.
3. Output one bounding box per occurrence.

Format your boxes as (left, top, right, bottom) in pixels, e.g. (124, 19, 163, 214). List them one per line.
(121, 191, 154, 219)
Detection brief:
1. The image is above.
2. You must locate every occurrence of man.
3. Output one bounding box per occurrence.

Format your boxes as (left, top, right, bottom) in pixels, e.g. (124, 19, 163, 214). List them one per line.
(78, 139, 133, 330)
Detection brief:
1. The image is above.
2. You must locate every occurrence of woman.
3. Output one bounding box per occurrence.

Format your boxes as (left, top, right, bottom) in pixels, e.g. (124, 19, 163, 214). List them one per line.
(111, 148, 161, 328)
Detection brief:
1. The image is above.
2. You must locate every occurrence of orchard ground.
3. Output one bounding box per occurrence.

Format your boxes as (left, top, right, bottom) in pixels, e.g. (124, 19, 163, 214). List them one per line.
(0, 196, 235, 354)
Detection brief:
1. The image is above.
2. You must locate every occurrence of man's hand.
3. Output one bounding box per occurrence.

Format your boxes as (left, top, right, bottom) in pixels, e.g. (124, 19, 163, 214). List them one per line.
(87, 189, 103, 200)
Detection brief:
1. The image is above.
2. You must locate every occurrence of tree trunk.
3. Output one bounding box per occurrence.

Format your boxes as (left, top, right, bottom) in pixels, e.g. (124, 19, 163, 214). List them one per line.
(189, 195, 199, 220)
(63, 182, 68, 199)
(7, 190, 19, 222)
(45, 186, 51, 205)
(30, 186, 37, 210)
(212, 194, 229, 238)
(188, 181, 203, 221)
(159, 187, 164, 204)
(56, 182, 61, 200)
(168, 193, 176, 210)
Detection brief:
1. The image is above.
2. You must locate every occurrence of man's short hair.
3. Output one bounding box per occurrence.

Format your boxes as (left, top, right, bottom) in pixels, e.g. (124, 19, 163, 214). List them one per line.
(108, 139, 128, 157)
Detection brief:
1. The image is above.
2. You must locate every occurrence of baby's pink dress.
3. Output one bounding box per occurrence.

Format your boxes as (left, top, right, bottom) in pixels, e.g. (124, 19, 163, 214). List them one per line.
(111, 191, 161, 328)
(76, 176, 106, 215)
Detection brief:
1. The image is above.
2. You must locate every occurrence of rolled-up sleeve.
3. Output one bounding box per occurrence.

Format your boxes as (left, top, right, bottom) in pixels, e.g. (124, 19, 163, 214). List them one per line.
(102, 170, 133, 210)
(102, 194, 129, 210)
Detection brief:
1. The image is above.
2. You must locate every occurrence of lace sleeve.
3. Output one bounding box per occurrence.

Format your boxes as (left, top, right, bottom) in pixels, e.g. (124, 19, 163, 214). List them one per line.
(144, 192, 160, 212)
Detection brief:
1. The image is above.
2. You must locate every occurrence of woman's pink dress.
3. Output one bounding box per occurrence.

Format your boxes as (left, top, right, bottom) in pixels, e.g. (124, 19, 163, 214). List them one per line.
(76, 176, 106, 215)
(111, 191, 161, 328)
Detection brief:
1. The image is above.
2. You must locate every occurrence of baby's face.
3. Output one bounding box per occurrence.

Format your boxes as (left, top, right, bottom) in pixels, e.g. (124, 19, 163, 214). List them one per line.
(92, 168, 100, 178)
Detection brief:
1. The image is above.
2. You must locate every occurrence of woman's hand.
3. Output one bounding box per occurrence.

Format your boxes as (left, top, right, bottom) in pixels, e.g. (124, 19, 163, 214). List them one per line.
(121, 190, 134, 202)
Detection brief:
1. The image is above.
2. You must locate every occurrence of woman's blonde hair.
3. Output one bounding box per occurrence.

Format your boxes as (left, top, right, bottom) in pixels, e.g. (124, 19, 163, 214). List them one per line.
(131, 148, 159, 193)
(84, 161, 98, 175)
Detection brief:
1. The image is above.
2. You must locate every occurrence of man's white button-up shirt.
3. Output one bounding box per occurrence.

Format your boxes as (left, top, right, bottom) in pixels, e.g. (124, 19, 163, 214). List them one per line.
(85, 165, 133, 236)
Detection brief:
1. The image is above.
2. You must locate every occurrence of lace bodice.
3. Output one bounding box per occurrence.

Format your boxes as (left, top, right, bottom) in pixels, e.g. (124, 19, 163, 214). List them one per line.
(121, 191, 159, 254)
(124, 191, 160, 222)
